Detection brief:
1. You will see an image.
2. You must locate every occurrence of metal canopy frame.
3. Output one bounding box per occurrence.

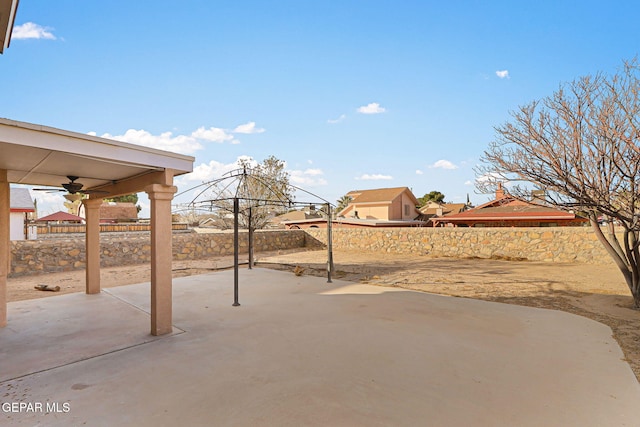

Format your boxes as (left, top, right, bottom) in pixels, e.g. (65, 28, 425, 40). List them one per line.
(175, 167, 335, 306)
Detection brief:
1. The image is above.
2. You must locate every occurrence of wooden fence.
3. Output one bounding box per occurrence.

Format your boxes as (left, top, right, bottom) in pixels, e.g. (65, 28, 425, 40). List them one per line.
(34, 222, 189, 235)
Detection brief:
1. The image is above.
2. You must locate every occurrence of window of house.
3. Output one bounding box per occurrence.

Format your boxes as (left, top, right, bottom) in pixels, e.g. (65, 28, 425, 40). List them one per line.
(404, 204, 410, 216)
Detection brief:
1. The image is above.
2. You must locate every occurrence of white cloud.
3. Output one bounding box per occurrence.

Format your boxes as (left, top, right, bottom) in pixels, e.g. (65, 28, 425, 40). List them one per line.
(475, 172, 507, 186)
(303, 168, 323, 176)
(464, 180, 473, 186)
(137, 200, 150, 218)
(101, 129, 203, 155)
(233, 122, 265, 134)
(290, 169, 328, 187)
(416, 170, 424, 175)
(191, 126, 234, 143)
(12, 22, 56, 40)
(182, 156, 256, 182)
(99, 121, 264, 154)
(496, 70, 510, 79)
(428, 159, 458, 170)
(356, 174, 393, 181)
(327, 114, 346, 124)
(357, 103, 386, 114)
(29, 188, 64, 216)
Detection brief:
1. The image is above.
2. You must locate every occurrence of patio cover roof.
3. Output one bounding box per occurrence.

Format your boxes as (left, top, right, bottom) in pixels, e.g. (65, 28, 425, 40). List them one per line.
(0, 118, 193, 193)
(0, 0, 19, 54)
(0, 118, 195, 336)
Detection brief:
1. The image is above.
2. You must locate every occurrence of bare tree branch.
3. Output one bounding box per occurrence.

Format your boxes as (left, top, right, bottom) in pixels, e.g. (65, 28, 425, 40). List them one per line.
(476, 60, 640, 306)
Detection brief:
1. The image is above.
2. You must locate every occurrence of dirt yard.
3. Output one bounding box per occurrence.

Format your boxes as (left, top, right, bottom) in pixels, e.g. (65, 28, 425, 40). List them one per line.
(7, 248, 640, 381)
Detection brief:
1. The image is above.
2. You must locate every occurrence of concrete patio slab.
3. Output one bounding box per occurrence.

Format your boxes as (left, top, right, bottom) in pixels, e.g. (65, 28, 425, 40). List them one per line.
(0, 291, 180, 383)
(1, 268, 639, 426)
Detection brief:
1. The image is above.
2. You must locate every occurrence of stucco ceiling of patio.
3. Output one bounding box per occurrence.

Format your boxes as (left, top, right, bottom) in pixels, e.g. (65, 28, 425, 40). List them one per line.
(0, 118, 194, 194)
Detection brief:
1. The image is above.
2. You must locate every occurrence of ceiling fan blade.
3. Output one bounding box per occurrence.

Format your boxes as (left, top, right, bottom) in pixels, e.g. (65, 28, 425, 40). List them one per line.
(31, 176, 110, 196)
(33, 188, 65, 192)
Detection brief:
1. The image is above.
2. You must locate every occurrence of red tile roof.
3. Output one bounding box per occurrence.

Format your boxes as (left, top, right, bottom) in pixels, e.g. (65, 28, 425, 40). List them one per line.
(438, 197, 585, 223)
(37, 211, 84, 222)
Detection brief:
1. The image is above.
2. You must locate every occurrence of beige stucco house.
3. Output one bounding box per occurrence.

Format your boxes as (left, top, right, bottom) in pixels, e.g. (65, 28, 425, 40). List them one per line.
(100, 202, 138, 223)
(285, 187, 425, 229)
(338, 187, 420, 221)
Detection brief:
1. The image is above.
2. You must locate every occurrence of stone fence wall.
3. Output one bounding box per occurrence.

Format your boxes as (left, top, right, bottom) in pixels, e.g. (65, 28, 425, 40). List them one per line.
(10, 230, 310, 277)
(304, 226, 617, 265)
(10, 226, 620, 278)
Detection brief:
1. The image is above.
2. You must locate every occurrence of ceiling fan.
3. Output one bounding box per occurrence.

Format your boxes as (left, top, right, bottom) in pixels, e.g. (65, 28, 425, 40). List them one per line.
(33, 176, 109, 195)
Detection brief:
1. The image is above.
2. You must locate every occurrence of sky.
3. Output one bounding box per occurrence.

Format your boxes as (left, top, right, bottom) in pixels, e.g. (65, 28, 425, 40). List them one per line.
(3, 1, 640, 217)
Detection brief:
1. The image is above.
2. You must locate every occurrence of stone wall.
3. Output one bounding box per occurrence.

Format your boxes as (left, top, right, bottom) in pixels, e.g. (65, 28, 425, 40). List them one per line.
(10, 226, 620, 278)
(10, 230, 308, 277)
(304, 226, 617, 265)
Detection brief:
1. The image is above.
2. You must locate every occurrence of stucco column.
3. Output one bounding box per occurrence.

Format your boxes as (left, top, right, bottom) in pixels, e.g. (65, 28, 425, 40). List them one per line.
(83, 198, 103, 294)
(0, 170, 9, 327)
(145, 184, 177, 336)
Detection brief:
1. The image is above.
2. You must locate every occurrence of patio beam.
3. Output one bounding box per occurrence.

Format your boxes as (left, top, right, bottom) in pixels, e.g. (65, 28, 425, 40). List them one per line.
(90, 169, 175, 199)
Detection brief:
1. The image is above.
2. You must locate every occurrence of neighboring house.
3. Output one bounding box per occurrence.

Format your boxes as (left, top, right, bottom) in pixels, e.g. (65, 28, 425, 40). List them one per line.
(10, 188, 35, 240)
(338, 187, 420, 221)
(285, 187, 425, 229)
(37, 211, 85, 223)
(196, 215, 231, 229)
(270, 209, 323, 229)
(99, 202, 138, 223)
(198, 217, 219, 227)
(418, 201, 470, 225)
(434, 184, 588, 227)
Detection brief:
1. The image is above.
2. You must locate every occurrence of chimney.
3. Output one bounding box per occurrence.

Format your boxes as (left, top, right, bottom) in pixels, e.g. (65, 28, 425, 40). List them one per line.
(495, 182, 505, 199)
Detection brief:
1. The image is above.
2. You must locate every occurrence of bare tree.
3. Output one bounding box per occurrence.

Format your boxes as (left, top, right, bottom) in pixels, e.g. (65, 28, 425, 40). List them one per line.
(207, 156, 294, 230)
(477, 60, 640, 307)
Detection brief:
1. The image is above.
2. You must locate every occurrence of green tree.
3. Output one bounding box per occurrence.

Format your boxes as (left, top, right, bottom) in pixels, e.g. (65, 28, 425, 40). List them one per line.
(477, 60, 640, 307)
(335, 195, 352, 214)
(417, 191, 445, 207)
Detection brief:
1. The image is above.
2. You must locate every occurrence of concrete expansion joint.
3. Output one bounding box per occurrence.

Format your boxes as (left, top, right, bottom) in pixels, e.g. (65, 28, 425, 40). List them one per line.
(101, 289, 186, 334)
(0, 332, 183, 384)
